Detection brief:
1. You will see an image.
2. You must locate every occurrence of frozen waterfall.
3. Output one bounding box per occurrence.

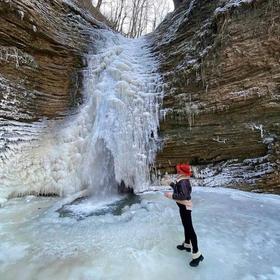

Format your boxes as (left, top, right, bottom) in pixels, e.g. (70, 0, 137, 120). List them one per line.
(0, 30, 162, 203)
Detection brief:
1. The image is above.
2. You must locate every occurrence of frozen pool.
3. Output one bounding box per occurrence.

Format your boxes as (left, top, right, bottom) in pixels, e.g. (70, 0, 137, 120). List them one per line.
(0, 187, 280, 280)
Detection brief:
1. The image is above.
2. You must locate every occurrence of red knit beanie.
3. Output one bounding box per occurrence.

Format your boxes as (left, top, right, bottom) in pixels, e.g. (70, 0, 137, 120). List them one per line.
(176, 163, 192, 176)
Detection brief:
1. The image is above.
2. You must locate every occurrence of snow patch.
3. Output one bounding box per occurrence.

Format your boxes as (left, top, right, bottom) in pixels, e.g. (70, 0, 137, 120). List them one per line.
(214, 0, 254, 15)
(0, 46, 37, 68)
(0, 243, 29, 267)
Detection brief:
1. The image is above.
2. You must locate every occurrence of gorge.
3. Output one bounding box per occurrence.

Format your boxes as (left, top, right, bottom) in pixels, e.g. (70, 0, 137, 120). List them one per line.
(0, 0, 279, 200)
(0, 1, 280, 279)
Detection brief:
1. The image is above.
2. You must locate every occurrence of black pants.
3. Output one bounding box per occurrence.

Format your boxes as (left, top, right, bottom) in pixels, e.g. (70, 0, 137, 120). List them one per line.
(177, 202, 198, 253)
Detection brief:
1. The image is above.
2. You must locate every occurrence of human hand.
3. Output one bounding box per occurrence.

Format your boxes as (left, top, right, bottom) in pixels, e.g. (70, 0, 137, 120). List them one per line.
(160, 175, 174, 186)
(164, 192, 173, 199)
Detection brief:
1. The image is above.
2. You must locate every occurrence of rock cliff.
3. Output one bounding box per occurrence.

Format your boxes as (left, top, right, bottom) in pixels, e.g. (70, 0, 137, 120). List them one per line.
(0, 0, 110, 162)
(0, 0, 108, 121)
(152, 0, 280, 193)
(0, 0, 279, 194)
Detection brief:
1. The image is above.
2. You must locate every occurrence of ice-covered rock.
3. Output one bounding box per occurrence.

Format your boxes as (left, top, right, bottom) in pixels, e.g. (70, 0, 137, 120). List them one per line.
(152, 0, 280, 193)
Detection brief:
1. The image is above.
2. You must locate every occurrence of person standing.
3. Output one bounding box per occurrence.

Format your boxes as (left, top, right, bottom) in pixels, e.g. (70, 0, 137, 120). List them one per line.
(164, 163, 204, 267)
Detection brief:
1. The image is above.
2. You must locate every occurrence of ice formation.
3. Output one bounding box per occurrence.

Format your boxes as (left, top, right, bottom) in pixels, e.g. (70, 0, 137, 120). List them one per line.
(0, 187, 279, 280)
(214, 0, 254, 15)
(0, 30, 162, 201)
(157, 0, 197, 45)
(0, 46, 37, 68)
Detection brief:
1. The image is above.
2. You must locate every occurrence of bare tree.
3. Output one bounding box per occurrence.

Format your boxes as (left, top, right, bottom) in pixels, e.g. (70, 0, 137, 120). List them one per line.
(151, 0, 172, 32)
(92, 0, 173, 38)
(96, 0, 103, 10)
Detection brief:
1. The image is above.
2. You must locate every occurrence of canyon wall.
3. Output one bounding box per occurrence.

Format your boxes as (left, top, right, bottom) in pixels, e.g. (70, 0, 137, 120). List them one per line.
(1, 0, 279, 194)
(0, 0, 111, 165)
(0, 0, 109, 122)
(152, 0, 280, 193)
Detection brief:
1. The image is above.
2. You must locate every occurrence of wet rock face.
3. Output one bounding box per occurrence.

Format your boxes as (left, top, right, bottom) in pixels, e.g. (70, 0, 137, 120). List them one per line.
(0, 0, 108, 121)
(152, 0, 280, 193)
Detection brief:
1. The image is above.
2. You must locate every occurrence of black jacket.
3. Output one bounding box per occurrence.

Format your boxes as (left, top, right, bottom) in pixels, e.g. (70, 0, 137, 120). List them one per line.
(170, 178, 192, 201)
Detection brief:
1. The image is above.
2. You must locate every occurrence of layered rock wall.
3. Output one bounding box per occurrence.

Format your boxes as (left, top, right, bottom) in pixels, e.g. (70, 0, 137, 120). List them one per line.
(0, 0, 110, 162)
(152, 0, 280, 193)
(1, 0, 279, 194)
(0, 0, 108, 121)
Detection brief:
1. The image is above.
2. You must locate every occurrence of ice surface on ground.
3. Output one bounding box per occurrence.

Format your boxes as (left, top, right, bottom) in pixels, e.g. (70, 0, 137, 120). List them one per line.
(0, 187, 279, 280)
(0, 30, 162, 200)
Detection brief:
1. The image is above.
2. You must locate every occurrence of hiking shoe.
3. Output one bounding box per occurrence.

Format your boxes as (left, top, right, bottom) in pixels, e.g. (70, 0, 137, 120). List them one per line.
(176, 242, 191, 252)
(189, 252, 204, 267)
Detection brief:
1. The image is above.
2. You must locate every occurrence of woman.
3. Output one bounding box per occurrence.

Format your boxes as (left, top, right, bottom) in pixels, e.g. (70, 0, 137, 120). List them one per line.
(164, 163, 204, 267)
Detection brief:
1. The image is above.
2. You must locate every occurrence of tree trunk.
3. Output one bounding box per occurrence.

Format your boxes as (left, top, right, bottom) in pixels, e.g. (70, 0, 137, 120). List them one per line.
(96, 0, 103, 10)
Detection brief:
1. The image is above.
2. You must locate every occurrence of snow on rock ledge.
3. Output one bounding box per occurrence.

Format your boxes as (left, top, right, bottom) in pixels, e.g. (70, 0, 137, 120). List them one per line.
(214, 0, 255, 15)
